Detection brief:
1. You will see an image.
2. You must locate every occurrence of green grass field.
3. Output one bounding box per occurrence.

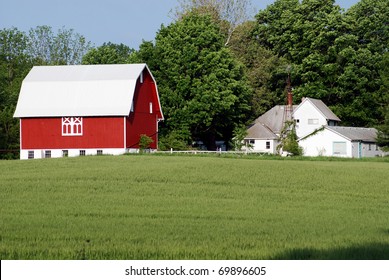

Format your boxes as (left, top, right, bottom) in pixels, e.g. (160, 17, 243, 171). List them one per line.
(1, 155, 388, 259)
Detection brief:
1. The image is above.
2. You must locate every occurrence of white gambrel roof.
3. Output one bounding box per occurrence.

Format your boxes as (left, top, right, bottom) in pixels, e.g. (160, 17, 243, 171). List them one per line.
(14, 64, 161, 118)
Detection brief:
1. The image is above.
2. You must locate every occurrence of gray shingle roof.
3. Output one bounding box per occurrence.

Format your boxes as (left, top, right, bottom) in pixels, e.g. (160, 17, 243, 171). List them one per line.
(246, 122, 278, 139)
(328, 126, 378, 142)
(254, 105, 298, 135)
(304, 97, 341, 122)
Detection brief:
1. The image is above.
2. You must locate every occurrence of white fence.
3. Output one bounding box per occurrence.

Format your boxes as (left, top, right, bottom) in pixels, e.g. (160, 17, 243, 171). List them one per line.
(156, 149, 271, 155)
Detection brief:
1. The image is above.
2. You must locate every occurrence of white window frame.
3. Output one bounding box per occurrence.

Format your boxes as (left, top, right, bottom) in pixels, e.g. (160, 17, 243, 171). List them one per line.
(28, 151, 34, 159)
(45, 150, 51, 158)
(62, 117, 83, 136)
(149, 102, 153, 114)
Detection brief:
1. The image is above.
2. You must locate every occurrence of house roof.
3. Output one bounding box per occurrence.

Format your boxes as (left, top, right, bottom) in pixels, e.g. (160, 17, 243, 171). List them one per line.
(14, 64, 163, 119)
(297, 97, 341, 122)
(254, 105, 298, 135)
(245, 122, 278, 140)
(327, 126, 378, 142)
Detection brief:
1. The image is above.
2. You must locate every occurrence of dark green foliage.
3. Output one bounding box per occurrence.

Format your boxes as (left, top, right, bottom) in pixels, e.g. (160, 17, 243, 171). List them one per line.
(138, 134, 154, 152)
(158, 131, 191, 151)
(229, 125, 249, 151)
(253, 0, 389, 126)
(145, 12, 251, 150)
(277, 120, 303, 156)
(82, 42, 136, 64)
(376, 107, 389, 151)
(0, 28, 31, 159)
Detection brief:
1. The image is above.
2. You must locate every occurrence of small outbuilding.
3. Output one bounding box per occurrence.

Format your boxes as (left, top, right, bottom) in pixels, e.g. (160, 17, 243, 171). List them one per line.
(299, 126, 383, 158)
(14, 64, 164, 159)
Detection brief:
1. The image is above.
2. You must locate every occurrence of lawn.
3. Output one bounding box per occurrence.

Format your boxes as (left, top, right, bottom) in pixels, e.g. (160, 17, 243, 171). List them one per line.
(0, 155, 388, 259)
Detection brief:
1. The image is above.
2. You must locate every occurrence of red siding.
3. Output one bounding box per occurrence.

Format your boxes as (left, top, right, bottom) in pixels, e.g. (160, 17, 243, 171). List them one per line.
(126, 70, 159, 149)
(21, 117, 124, 149)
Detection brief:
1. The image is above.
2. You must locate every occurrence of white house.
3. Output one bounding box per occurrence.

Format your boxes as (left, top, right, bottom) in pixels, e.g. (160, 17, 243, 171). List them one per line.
(244, 105, 297, 153)
(244, 97, 384, 158)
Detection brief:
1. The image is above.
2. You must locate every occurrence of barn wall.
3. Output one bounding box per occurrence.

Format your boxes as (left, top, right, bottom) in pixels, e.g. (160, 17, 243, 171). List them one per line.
(21, 117, 125, 149)
(126, 69, 159, 149)
(20, 148, 127, 159)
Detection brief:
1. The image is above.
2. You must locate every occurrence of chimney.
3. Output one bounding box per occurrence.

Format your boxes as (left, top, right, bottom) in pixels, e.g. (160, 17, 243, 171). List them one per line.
(286, 73, 293, 107)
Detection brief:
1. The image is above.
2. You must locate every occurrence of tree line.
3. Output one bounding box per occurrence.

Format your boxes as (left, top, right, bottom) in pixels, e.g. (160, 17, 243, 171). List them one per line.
(1, 0, 388, 158)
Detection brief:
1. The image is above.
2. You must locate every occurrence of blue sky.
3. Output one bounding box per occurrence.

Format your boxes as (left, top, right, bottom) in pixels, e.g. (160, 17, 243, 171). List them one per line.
(1, 0, 360, 49)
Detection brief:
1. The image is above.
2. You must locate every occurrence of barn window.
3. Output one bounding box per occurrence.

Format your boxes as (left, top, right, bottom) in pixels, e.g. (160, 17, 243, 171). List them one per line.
(62, 117, 83, 136)
(80, 150, 86, 156)
(149, 102, 153, 114)
(45, 150, 51, 158)
(28, 151, 34, 159)
(266, 141, 271, 149)
(62, 150, 68, 157)
(97, 150, 103, 155)
(140, 72, 144, 83)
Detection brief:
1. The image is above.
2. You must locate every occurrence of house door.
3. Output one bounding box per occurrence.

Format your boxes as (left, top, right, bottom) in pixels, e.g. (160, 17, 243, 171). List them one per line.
(358, 142, 362, 158)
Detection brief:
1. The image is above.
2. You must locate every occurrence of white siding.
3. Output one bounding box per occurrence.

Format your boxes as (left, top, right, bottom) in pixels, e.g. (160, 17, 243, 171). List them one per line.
(245, 139, 278, 154)
(299, 128, 352, 157)
(293, 101, 328, 138)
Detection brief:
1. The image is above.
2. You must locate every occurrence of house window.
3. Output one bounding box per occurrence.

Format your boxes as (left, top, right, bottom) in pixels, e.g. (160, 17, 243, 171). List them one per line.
(140, 72, 144, 83)
(376, 145, 379, 151)
(333, 142, 347, 155)
(308, 118, 319, 125)
(368, 144, 372, 151)
(97, 150, 103, 155)
(266, 141, 271, 149)
(28, 151, 34, 159)
(45, 150, 51, 158)
(149, 102, 153, 114)
(62, 117, 83, 136)
(80, 150, 86, 156)
(62, 150, 68, 157)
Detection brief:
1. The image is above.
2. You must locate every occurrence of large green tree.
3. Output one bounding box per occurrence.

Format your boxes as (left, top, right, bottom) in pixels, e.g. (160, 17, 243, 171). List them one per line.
(253, 0, 388, 126)
(229, 21, 288, 118)
(146, 12, 251, 150)
(0, 28, 32, 158)
(82, 42, 137, 64)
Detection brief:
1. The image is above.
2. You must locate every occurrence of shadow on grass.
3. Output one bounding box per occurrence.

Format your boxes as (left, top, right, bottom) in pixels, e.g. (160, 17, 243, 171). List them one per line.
(272, 243, 389, 260)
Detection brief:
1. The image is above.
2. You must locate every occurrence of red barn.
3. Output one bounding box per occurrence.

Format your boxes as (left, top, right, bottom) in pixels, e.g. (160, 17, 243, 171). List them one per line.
(14, 64, 164, 159)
